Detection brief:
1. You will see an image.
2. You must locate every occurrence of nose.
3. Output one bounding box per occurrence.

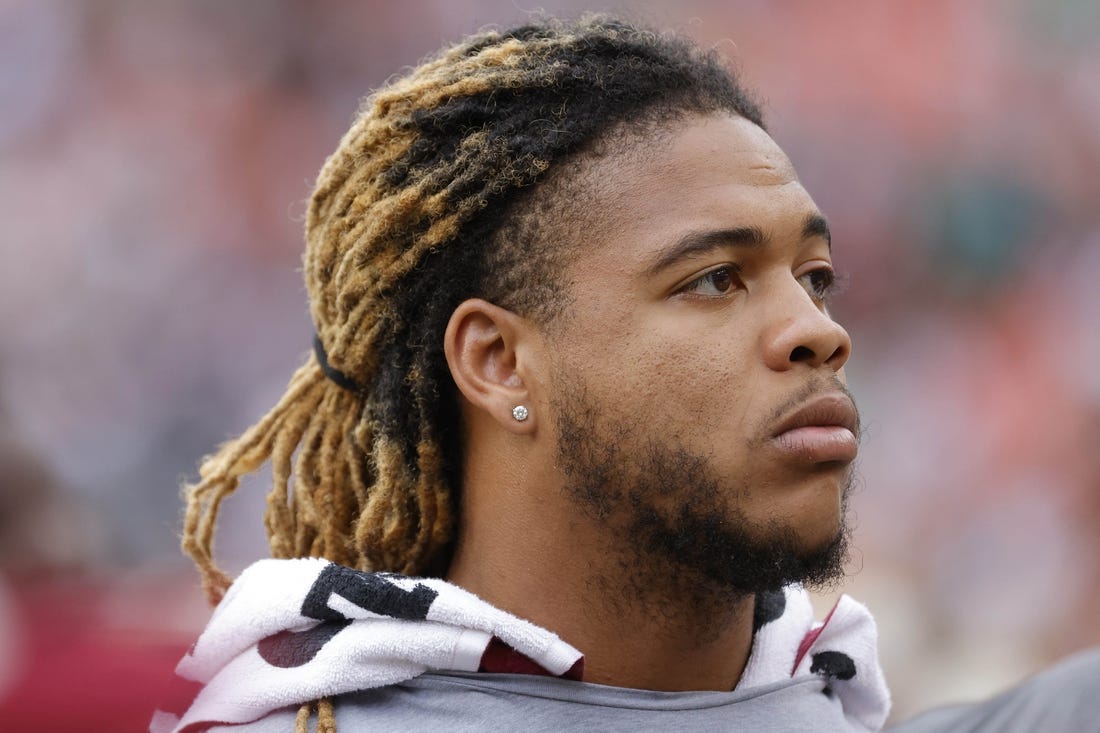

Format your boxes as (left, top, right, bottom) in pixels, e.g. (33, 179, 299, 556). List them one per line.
(761, 286, 852, 373)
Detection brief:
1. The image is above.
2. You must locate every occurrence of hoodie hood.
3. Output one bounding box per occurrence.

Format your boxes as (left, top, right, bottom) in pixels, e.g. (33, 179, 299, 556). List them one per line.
(153, 558, 889, 732)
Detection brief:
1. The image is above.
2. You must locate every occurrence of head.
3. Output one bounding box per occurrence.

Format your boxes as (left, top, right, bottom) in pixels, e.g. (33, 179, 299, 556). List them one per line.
(183, 15, 854, 612)
(543, 113, 856, 598)
(447, 112, 857, 610)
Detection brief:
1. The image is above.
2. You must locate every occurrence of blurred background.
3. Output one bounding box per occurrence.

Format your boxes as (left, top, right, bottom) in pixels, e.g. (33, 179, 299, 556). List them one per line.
(1, 0, 1097, 728)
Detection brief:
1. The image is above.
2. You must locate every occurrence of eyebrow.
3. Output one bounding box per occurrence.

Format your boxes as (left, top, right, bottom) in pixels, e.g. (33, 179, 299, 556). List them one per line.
(646, 212, 831, 276)
(645, 226, 765, 276)
(801, 213, 831, 247)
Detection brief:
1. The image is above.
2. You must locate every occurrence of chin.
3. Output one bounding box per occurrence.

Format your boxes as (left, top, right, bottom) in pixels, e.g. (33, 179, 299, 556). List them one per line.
(792, 513, 845, 556)
(769, 475, 845, 544)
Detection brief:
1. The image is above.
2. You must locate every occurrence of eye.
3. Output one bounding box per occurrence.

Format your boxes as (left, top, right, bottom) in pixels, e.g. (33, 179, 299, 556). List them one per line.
(680, 265, 741, 297)
(798, 267, 839, 302)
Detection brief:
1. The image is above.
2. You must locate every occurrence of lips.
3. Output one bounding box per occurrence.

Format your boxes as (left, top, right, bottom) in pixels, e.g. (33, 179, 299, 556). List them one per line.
(770, 392, 859, 463)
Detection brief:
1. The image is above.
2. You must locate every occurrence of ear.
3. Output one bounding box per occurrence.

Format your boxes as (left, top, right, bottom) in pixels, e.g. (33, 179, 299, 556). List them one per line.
(444, 298, 540, 434)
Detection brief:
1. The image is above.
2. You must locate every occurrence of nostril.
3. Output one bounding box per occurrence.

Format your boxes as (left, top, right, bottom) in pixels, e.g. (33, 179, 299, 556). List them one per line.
(829, 343, 850, 368)
(789, 345, 815, 363)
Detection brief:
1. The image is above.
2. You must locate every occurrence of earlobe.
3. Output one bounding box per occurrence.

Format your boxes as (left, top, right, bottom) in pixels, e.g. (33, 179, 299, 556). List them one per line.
(444, 299, 538, 434)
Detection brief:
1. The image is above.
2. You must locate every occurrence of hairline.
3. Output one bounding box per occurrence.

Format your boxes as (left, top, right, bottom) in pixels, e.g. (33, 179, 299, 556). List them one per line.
(479, 108, 765, 334)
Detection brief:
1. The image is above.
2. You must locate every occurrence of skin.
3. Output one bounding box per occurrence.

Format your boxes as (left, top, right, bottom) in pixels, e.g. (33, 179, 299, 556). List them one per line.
(444, 112, 854, 692)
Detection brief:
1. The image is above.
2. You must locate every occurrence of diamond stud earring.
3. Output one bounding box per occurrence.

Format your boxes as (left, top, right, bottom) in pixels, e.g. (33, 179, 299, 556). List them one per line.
(512, 405, 529, 422)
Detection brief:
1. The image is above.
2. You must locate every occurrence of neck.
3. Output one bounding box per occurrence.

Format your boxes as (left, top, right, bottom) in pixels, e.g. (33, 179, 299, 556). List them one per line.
(446, 505, 757, 692)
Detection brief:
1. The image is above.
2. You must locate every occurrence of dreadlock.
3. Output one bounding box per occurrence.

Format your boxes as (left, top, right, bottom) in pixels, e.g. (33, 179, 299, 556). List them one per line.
(181, 14, 763, 732)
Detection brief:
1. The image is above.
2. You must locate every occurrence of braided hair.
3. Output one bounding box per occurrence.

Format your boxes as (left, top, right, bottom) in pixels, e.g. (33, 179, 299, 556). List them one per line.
(183, 8, 761, 677)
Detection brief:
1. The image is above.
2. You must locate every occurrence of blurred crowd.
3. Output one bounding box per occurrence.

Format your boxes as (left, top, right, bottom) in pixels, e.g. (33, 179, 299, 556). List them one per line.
(1, 0, 1097, 727)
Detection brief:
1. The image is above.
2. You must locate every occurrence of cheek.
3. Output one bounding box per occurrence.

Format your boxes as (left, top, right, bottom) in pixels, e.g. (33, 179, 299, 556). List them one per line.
(564, 315, 759, 437)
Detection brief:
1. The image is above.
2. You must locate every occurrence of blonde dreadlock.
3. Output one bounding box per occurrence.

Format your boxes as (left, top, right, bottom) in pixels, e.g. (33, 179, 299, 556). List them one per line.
(180, 14, 763, 732)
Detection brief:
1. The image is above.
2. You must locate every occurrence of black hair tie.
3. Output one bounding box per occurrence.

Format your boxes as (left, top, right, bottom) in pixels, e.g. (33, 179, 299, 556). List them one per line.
(313, 334, 364, 394)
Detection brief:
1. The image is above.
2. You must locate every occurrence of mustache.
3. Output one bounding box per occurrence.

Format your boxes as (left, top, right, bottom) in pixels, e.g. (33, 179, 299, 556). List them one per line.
(762, 377, 862, 443)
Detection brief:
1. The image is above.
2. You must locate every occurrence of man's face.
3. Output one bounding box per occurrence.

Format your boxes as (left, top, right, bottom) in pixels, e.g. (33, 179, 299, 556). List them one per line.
(543, 113, 857, 595)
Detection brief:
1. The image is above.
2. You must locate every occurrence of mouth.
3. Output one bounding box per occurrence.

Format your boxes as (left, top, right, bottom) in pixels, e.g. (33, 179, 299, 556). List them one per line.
(770, 392, 859, 464)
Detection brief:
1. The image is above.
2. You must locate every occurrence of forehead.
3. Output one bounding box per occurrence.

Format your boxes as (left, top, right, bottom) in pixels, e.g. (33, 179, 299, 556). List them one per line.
(566, 113, 814, 272)
(617, 114, 797, 193)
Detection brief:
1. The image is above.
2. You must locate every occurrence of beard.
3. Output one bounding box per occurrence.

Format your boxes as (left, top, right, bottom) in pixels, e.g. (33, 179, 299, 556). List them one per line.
(553, 376, 853, 602)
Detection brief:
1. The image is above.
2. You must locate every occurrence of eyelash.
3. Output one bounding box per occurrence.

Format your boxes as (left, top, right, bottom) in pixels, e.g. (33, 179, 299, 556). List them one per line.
(678, 265, 845, 303)
(680, 265, 742, 297)
(800, 268, 840, 302)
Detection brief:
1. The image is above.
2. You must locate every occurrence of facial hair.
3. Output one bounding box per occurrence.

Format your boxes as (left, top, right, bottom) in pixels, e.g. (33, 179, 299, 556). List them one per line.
(553, 376, 854, 601)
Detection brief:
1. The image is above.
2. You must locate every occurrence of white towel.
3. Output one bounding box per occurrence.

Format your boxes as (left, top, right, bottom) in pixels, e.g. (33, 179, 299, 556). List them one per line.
(739, 585, 891, 732)
(154, 558, 889, 732)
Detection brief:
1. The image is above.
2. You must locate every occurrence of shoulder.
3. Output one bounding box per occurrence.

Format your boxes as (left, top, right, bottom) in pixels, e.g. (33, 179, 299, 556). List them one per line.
(886, 647, 1100, 733)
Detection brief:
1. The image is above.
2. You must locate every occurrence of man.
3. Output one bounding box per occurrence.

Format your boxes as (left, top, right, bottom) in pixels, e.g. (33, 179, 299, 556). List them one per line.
(159, 15, 1096, 733)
